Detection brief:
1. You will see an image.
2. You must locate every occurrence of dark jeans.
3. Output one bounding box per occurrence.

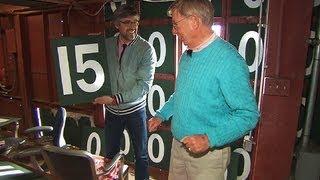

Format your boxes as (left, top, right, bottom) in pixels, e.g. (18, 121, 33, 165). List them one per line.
(105, 107, 149, 180)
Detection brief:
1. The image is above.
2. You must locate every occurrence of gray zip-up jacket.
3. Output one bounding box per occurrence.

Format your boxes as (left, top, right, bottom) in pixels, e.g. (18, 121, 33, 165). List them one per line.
(105, 34, 157, 115)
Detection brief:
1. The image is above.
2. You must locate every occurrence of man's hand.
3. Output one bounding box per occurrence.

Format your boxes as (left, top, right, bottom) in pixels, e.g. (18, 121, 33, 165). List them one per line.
(182, 134, 210, 154)
(148, 117, 162, 132)
(93, 96, 114, 105)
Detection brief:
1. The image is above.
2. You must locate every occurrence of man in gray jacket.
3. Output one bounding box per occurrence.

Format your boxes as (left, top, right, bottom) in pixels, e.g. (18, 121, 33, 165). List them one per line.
(94, 4, 156, 180)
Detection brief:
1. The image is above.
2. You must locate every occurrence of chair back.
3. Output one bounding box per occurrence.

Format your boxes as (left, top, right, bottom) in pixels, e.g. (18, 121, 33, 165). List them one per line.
(41, 145, 98, 180)
(53, 107, 66, 147)
(32, 107, 43, 138)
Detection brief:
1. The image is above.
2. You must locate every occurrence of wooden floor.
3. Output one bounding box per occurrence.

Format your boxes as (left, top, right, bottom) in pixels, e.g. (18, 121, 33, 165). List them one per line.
(127, 165, 168, 180)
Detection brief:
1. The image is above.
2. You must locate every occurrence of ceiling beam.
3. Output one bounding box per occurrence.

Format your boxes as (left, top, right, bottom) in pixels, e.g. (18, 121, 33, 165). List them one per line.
(35, 0, 72, 5)
(37, 0, 111, 5)
(0, 0, 111, 14)
(0, 4, 29, 14)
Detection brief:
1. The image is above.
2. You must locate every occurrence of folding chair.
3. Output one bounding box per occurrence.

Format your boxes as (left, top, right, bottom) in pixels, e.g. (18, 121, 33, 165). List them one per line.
(41, 145, 128, 180)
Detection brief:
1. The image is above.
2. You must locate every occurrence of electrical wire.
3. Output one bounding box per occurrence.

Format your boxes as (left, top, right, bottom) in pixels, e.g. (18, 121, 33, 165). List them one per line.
(68, 0, 110, 17)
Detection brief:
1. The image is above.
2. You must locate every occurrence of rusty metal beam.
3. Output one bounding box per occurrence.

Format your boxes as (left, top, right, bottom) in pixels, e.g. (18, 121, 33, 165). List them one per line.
(14, 14, 33, 130)
(0, 4, 29, 14)
(251, 0, 313, 179)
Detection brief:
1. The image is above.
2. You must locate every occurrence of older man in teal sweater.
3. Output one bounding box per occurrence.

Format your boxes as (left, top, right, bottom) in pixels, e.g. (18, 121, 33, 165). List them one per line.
(148, 0, 259, 179)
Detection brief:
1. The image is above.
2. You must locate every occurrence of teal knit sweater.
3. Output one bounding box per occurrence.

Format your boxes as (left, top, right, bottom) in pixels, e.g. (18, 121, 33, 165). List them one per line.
(155, 37, 259, 147)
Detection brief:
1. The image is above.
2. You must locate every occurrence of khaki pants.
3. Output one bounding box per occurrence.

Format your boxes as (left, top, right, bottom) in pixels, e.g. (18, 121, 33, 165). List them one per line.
(168, 139, 230, 180)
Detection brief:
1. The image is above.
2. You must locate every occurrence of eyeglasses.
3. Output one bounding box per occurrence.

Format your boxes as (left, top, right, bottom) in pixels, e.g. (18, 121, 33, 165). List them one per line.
(119, 20, 139, 26)
(172, 16, 190, 29)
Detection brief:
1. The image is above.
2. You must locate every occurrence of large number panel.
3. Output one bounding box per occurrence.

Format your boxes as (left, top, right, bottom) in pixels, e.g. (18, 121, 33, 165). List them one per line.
(229, 24, 264, 79)
(231, 0, 267, 16)
(80, 124, 173, 170)
(147, 80, 175, 118)
(212, 0, 222, 17)
(141, 1, 172, 19)
(51, 35, 110, 105)
(140, 25, 175, 74)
